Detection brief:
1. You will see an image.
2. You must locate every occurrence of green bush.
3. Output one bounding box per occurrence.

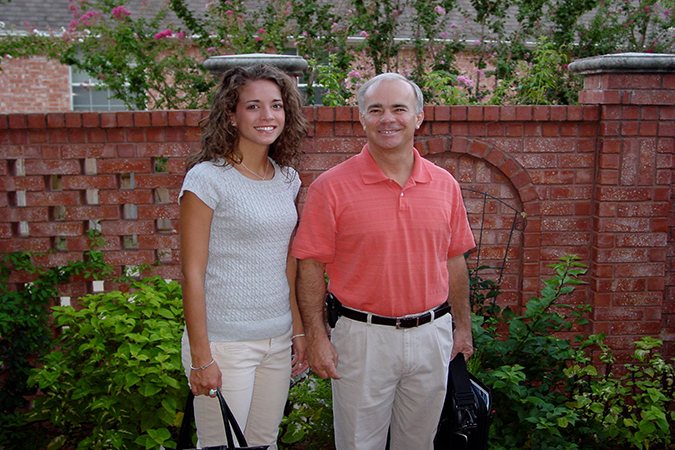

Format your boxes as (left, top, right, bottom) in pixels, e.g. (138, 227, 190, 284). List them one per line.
(0, 230, 113, 449)
(27, 277, 187, 450)
(473, 256, 675, 450)
(566, 336, 675, 450)
(280, 372, 335, 450)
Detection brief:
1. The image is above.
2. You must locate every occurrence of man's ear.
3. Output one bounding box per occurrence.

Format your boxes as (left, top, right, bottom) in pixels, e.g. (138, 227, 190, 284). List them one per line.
(359, 112, 366, 130)
(416, 110, 424, 129)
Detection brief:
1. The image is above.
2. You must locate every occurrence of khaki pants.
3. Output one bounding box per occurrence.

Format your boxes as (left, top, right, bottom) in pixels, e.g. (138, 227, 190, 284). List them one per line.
(332, 313, 453, 450)
(181, 328, 292, 449)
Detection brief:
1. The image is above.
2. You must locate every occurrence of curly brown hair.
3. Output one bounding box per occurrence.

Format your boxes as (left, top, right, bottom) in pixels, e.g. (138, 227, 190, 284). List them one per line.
(186, 64, 309, 172)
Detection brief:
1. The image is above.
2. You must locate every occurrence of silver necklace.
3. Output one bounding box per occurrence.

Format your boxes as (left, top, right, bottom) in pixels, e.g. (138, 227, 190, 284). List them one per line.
(239, 160, 270, 180)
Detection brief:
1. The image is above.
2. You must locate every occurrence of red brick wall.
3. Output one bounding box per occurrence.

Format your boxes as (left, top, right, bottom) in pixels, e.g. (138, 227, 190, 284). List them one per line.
(0, 74, 673, 360)
(0, 57, 71, 113)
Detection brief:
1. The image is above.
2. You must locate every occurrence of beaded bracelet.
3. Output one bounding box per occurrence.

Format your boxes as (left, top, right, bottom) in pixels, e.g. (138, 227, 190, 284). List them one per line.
(190, 358, 215, 371)
(291, 334, 305, 340)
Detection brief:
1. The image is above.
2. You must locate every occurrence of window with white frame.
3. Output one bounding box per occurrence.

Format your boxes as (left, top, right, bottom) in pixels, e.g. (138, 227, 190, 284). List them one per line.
(70, 68, 132, 112)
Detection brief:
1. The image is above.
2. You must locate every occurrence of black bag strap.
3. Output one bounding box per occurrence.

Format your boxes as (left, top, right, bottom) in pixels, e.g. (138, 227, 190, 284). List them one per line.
(176, 389, 249, 449)
(448, 353, 478, 434)
(450, 354, 475, 408)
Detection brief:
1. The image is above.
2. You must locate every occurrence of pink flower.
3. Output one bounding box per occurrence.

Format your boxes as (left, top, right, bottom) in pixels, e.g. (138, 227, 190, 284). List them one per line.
(112, 6, 131, 19)
(153, 29, 173, 39)
(644, 6, 650, 12)
(348, 70, 361, 78)
(207, 47, 217, 53)
(457, 75, 474, 88)
(440, 31, 448, 39)
(237, 17, 243, 23)
(360, 30, 369, 37)
(258, 28, 266, 34)
(391, 9, 400, 17)
(255, 36, 262, 41)
(176, 31, 185, 40)
(226, 10, 234, 15)
(435, 6, 446, 14)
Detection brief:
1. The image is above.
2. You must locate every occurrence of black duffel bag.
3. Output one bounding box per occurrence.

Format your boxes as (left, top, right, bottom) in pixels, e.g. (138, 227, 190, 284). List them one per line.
(434, 353, 491, 450)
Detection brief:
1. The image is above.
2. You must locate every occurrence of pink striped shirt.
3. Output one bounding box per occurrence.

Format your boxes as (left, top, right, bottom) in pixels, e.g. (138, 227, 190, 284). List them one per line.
(292, 145, 476, 317)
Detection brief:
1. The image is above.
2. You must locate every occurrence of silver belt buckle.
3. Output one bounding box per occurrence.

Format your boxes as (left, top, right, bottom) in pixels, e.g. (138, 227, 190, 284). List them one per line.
(396, 317, 402, 329)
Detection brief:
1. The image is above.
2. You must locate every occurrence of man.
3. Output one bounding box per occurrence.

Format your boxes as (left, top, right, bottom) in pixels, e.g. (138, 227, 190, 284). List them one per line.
(291, 73, 476, 450)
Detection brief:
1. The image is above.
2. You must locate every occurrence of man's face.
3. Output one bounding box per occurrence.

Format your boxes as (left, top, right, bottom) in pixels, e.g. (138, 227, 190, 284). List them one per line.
(359, 79, 424, 155)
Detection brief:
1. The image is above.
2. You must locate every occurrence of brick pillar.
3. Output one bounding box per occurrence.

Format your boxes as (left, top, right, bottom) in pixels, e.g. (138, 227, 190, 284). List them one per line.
(570, 53, 675, 359)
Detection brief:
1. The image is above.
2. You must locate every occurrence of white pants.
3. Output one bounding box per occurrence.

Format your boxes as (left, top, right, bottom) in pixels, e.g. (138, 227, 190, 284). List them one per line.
(331, 313, 453, 450)
(181, 328, 292, 449)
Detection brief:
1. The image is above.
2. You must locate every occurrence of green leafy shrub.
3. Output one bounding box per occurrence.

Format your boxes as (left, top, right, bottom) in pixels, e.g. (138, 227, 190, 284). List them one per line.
(27, 277, 187, 450)
(0, 230, 113, 449)
(566, 336, 675, 450)
(280, 372, 335, 450)
(473, 255, 594, 450)
(474, 256, 675, 450)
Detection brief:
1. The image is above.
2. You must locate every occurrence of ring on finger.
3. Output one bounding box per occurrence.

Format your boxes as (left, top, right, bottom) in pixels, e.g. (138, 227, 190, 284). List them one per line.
(208, 388, 217, 396)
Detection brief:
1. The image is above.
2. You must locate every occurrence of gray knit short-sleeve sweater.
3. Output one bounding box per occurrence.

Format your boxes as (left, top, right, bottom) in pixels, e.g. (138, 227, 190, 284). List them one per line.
(179, 159, 300, 342)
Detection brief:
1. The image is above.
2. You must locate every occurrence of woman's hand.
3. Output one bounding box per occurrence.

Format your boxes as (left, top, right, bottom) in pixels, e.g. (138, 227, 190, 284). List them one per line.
(189, 360, 222, 397)
(291, 335, 308, 377)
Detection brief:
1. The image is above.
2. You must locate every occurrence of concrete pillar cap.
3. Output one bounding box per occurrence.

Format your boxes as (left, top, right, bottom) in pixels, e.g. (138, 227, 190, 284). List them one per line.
(203, 53, 309, 77)
(569, 53, 675, 75)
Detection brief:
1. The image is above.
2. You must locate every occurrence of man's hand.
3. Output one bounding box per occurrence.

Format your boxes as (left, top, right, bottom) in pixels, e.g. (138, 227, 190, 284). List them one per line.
(307, 333, 341, 380)
(451, 327, 474, 361)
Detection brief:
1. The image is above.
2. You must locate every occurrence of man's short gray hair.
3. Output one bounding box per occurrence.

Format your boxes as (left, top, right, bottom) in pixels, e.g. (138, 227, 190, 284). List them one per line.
(357, 73, 425, 115)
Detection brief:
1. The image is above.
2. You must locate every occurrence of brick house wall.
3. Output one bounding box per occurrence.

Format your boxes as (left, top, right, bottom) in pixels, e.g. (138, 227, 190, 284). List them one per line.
(0, 62, 673, 361)
(0, 57, 71, 113)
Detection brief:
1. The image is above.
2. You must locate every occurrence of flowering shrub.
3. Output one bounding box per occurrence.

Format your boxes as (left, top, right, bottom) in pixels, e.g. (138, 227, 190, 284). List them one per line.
(1, 0, 673, 108)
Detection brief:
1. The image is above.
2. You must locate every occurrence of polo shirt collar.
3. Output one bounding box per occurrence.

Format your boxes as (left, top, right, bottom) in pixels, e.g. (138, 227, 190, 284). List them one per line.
(358, 144, 433, 185)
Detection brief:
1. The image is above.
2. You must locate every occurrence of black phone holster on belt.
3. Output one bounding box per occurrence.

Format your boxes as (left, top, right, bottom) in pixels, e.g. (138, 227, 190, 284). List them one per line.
(326, 292, 341, 328)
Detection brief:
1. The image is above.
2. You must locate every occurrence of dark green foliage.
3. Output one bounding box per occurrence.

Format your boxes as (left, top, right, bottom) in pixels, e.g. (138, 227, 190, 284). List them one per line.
(0, 231, 112, 418)
(27, 277, 187, 450)
(280, 372, 335, 450)
(473, 255, 675, 450)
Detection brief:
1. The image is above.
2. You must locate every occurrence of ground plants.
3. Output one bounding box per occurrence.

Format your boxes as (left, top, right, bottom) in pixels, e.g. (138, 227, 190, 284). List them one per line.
(280, 372, 335, 450)
(4, 254, 673, 449)
(473, 255, 675, 450)
(26, 277, 187, 450)
(0, 230, 113, 449)
(566, 336, 675, 450)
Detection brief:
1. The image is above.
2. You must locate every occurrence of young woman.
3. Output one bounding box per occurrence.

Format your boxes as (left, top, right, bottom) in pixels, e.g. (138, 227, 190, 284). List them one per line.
(179, 64, 309, 449)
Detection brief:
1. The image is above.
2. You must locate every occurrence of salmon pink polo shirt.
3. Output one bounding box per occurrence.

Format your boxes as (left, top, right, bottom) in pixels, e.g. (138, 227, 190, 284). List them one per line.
(292, 145, 476, 317)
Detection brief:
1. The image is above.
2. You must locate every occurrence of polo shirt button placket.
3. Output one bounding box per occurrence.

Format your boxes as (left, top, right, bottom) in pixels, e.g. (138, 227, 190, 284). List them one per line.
(399, 189, 409, 211)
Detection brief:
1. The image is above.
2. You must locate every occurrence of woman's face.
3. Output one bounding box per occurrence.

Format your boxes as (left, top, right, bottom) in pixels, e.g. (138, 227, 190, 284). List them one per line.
(231, 79, 285, 151)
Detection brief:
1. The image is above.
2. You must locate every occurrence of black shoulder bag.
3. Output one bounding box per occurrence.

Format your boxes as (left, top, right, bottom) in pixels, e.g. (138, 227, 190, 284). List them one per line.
(434, 353, 491, 450)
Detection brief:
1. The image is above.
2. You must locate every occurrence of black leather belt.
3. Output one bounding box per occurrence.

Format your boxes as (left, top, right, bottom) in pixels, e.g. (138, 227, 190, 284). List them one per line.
(338, 302, 451, 329)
